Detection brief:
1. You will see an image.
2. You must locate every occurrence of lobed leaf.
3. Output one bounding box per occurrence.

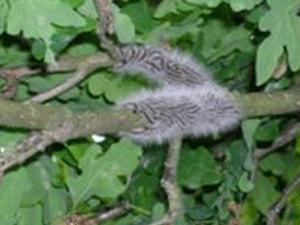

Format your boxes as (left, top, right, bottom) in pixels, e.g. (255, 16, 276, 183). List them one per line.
(256, 0, 300, 85)
(178, 146, 222, 189)
(66, 140, 142, 206)
(6, 0, 86, 62)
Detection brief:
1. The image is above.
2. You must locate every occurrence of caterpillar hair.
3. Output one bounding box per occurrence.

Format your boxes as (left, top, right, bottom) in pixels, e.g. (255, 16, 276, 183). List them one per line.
(114, 44, 242, 144)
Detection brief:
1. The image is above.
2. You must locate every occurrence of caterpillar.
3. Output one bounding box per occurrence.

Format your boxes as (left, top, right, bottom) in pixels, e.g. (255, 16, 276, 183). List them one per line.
(114, 44, 212, 86)
(114, 45, 242, 144)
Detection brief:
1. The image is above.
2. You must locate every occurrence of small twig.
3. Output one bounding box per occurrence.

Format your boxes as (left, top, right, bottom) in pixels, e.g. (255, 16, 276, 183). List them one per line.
(266, 172, 300, 225)
(228, 201, 241, 225)
(0, 67, 42, 79)
(0, 67, 41, 99)
(0, 120, 74, 179)
(253, 121, 300, 160)
(150, 136, 183, 225)
(65, 214, 96, 225)
(95, 202, 132, 223)
(0, 53, 108, 101)
(64, 202, 131, 225)
(25, 53, 112, 103)
(93, 0, 121, 60)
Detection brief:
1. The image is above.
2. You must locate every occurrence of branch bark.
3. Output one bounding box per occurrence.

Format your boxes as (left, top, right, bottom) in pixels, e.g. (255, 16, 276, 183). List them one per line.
(150, 136, 183, 225)
(234, 88, 300, 117)
(1, 87, 300, 132)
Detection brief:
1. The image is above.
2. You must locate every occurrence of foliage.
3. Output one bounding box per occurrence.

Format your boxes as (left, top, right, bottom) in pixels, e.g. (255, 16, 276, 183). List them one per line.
(1, 0, 300, 224)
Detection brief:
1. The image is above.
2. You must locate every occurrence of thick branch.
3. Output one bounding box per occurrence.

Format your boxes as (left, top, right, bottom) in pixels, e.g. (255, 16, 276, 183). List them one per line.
(1, 88, 300, 132)
(233, 88, 300, 117)
(0, 101, 146, 175)
(0, 99, 145, 134)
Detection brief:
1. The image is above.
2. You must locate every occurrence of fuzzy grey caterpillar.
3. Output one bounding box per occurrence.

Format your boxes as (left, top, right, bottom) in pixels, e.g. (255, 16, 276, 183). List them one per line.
(114, 45, 212, 86)
(114, 44, 242, 144)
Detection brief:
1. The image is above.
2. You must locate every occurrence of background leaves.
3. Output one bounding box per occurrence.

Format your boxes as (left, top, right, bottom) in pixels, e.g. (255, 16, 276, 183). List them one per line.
(6, 0, 86, 62)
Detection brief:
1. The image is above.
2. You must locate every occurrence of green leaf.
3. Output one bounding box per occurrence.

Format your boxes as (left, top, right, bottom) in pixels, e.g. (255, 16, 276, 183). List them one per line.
(152, 203, 165, 221)
(225, 140, 248, 179)
(186, 0, 222, 8)
(281, 154, 300, 182)
(0, 78, 5, 86)
(88, 72, 147, 102)
(67, 42, 99, 56)
(154, 0, 178, 18)
(67, 141, 92, 162)
(296, 133, 300, 155)
(105, 76, 146, 102)
(176, 0, 200, 12)
(244, 153, 256, 172)
(254, 119, 280, 142)
(21, 162, 48, 207)
(122, 0, 155, 33)
(0, 44, 31, 67)
(250, 171, 280, 214)
(88, 72, 111, 96)
(61, 0, 84, 8)
(114, 12, 135, 43)
(147, 12, 203, 43)
(0, 0, 9, 35)
(7, 0, 86, 62)
(186, 0, 263, 11)
(59, 87, 81, 101)
(0, 155, 66, 225)
(0, 130, 27, 150)
(256, 0, 300, 85)
(19, 205, 43, 225)
(7, 0, 86, 34)
(186, 204, 214, 220)
(238, 172, 254, 192)
(0, 168, 29, 224)
(240, 198, 259, 225)
(225, 0, 264, 11)
(260, 153, 286, 176)
(242, 118, 261, 150)
(77, 0, 98, 19)
(246, 3, 269, 24)
(67, 140, 142, 206)
(265, 76, 292, 92)
(50, 18, 97, 55)
(31, 39, 46, 60)
(126, 146, 165, 211)
(198, 20, 255, 63)
(43, 187, 68, 224)
(114, 213, 146, 225)
(178, 146, 222, 189)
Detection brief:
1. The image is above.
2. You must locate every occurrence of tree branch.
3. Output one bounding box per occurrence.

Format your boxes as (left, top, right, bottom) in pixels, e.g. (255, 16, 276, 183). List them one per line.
(234, 88, 300, 117)
(253, 121, 300, 160)
(150, 136, 183, 225)
(0, 100, 146, 175)
(26, 53, 112, 103)
(266, 172, 300, 225)
(0, 67, 41, 99)
(1, 87, 300, 132)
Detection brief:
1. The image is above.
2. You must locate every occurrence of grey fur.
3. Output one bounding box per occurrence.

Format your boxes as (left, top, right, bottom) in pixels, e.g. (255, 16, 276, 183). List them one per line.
(114, 45, 242, 144)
